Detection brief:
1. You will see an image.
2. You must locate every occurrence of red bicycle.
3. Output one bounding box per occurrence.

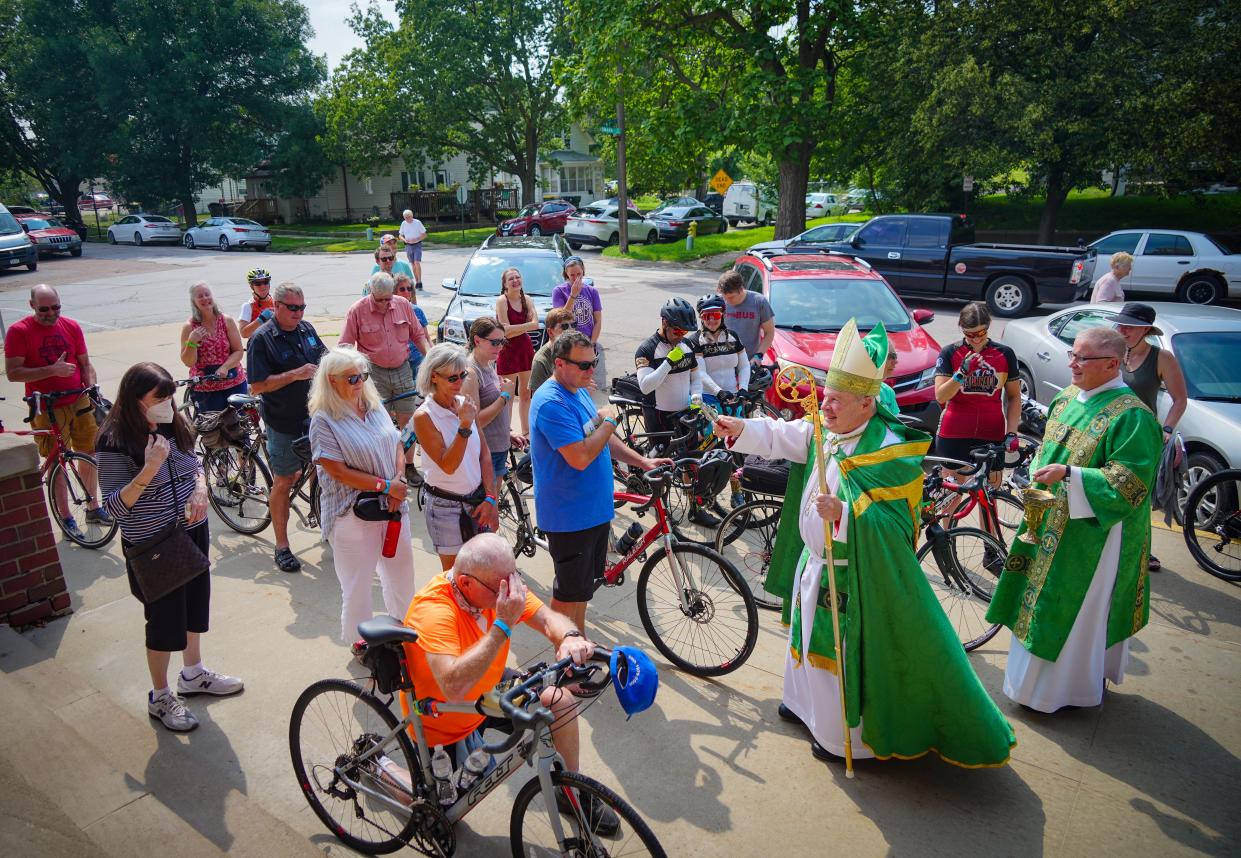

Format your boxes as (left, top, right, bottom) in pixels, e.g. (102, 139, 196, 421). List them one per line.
(923, 441, 1039, 547)
(0, 386, 117, 548)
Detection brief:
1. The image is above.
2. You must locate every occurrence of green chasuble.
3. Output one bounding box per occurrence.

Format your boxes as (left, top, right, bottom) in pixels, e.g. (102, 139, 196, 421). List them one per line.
(766, 411, 1016, 768)
(987, 384, 1162, 661)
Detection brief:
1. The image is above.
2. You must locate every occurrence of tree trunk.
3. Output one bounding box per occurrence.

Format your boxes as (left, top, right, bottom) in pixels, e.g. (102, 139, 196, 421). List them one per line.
(180, 190, 199, 228)
(1037, 167, 1070, 245)
(341, 164, 351, 222)
(774, 142, 813, 240)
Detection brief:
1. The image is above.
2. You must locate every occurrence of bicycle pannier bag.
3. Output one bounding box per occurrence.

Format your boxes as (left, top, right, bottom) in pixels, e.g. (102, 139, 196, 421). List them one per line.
(739, 454, 789, 497)
(194, 407, 245, 450)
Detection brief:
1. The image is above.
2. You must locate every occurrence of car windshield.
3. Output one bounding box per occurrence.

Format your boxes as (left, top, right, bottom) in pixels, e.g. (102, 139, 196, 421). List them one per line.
(576, 205, 611, 219)
(227, 218, 260, 227)
(516, 205, 539, 218)
(22, 218, 56, 229)
(798, 224, 857, 242)
(771, 277, 911, 332)
(459, 252, 565, 296)
(1173, 332, 1241, 401)
(0, 212, 20, 234)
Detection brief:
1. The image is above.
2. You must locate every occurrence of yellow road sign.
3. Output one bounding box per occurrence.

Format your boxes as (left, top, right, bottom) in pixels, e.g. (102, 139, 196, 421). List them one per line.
(710, 169, 733, 195)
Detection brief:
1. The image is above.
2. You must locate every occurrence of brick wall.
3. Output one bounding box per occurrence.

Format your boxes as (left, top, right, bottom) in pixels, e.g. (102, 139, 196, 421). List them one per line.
(0, 436, 71, 628)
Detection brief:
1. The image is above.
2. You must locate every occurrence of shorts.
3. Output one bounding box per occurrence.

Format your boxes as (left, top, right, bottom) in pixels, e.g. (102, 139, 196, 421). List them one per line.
(545, 521, 610, 603)
(422, 490, 485, 556)
(371, 362, 418, 414)
(490, 450, 509, 479)
(32, 394, 97, 458)
(933, 435, 998, 467)
(124, 521, 211, 651)
(405, 242, 423, 264)
(191, 380, 248, 415)
(266, 426, 306, 477)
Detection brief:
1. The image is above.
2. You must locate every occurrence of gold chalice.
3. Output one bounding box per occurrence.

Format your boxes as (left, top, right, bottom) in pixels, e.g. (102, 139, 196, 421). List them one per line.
(1018, 488, 1056, 544)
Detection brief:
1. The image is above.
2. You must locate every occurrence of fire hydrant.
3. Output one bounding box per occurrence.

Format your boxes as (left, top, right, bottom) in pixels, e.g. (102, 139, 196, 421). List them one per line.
(686, 220, 698, 250)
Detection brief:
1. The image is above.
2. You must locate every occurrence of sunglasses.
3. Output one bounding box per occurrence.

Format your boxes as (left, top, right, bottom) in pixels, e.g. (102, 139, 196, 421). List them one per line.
(553, 322, 574, 331)
(340, 371, 370, 385)
(668, 327, 689, 337)
(1067, 351, 1114, 364)
(278, 302, 307, 312)
(437, 370, 470, 384)
(483, 337, 506, 348)
(561, 356, 600, 371)
(379, 256, 396, 262)
(36, 304, 61, 313)
(962, 327, 988, 339)
(395, 285, 412, 293)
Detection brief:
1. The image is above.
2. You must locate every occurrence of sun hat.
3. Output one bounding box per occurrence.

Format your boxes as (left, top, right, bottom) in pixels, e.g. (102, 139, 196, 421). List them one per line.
(610, 646, 659, 719)
(1112, 302, 1163, 335)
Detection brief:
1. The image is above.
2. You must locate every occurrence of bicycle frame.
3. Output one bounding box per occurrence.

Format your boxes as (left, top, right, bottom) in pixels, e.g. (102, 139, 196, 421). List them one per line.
(608, 489, 701, 616)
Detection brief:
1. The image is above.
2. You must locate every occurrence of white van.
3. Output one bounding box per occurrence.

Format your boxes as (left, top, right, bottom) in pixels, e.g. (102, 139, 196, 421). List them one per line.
(723, 181, 777, 227)
(0, 203, 38, 273)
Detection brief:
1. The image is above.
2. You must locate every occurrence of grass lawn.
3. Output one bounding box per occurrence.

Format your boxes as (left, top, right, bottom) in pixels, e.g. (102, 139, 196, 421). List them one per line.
(602, 214, 870, 262)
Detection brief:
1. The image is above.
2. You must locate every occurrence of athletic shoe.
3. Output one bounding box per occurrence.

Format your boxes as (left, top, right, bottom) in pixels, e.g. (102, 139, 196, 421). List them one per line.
(148, 689, 198, 732)
(688, 507, 721, 528)
(1148, 554, 1162, 572)
(730, 492, 746, 509)
(274, 546, 302, 573)
(85, 506, 113, 524)
(178, 667, 244, 696)
(61, 518, 86, 542)
(555, 788, 621, 838)
(415, 281, 424, 291)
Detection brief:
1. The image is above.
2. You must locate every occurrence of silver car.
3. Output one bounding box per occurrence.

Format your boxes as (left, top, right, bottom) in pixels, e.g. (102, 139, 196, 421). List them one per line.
(107, 214, 182, 245)
(183, 216, 272, 251)
(1004, 301, 1241, 497)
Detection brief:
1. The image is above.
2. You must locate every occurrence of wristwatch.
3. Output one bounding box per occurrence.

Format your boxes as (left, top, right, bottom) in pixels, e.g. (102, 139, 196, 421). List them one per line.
(1162, 424, 1174, 434)
(1063, 464, 1072, 482)
(562, 629, 584, 639)
(457, 426, 473, 438)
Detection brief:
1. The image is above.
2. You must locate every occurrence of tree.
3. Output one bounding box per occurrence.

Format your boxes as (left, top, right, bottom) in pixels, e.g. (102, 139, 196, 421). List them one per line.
(263, 104, 337, 220)
(93, 0, 324, 225)
(322, 0, 568, 205)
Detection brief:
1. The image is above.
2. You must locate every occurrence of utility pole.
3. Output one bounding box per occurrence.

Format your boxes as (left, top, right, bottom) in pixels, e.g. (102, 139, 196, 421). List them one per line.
(615, 64, 629, 255)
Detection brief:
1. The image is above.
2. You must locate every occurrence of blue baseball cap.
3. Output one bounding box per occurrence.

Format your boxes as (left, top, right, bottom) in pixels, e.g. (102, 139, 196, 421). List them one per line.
(610, 646, 659, 719)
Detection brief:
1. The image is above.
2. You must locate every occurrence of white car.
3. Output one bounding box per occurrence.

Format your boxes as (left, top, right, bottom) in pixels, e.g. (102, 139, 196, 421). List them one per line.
(107, 214, 182, 246)
(183, 217, 272, 251)
(564, 202, 658, 248)
(1084, 229, 1238, 305)
(805, 192, 845, 219)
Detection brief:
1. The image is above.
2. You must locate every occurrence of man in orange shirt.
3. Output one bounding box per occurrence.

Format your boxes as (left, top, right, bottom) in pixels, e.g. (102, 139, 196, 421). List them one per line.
(402, 532, 618, 832)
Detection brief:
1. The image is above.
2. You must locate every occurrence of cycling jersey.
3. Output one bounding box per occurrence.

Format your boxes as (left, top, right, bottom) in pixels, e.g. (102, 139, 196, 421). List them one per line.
(934, 339, 1018, 440)
(684, 328, 750, 395)
(635, 331, 702, 414)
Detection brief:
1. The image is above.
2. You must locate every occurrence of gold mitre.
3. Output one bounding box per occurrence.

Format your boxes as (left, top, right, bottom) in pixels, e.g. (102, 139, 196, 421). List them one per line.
(825, 319, 887, 397)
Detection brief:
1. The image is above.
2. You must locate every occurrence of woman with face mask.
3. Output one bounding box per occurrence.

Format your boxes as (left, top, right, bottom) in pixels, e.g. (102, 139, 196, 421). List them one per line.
(96, 362, 243, 733)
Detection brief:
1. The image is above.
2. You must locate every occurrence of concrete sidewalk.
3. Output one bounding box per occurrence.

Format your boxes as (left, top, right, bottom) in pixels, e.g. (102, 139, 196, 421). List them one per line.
(2, 321, 1239, 857)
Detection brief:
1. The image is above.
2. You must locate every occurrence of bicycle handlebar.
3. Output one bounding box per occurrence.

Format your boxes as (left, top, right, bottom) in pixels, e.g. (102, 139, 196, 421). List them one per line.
(22, 385, 101, 421)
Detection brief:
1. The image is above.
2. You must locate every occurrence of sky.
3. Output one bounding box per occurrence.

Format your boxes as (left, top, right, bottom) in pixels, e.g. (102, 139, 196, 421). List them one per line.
(303, 0, 398, 73)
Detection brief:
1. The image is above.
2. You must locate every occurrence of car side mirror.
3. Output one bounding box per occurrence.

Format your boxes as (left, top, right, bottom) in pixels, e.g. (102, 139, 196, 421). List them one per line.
(441, 278, 458, 291)
(912, 308, 935, 325)
(850, 237, 862, 248)
(20, 223, 29, 232)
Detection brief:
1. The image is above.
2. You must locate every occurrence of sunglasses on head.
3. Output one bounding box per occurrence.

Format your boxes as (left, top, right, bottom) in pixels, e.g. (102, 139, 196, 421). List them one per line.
(279, 302, 307, 312)
(341, 371, 370, 385)
(562, 356, 599, 371)
(438, 369, 470, 384)
(36, 304, 61, 313)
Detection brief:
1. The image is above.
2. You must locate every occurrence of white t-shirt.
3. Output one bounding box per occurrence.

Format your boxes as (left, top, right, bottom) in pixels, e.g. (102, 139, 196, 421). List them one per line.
(399, 219, 426, 245)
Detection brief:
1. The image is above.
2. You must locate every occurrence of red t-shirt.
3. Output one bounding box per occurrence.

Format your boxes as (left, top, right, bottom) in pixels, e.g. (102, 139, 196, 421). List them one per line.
(3, 315, 87, 399)
(934, 339, 1017, 440)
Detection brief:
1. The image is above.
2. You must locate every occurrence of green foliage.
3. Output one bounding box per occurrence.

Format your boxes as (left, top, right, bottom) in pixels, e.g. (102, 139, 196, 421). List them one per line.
(264, 104, 337, 202)
(602, 215, 869, 262)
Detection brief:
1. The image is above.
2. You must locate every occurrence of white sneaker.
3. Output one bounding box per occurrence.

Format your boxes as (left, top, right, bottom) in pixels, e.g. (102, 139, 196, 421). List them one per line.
(148, 689, 199, 732)
(177, 667, 244, 697)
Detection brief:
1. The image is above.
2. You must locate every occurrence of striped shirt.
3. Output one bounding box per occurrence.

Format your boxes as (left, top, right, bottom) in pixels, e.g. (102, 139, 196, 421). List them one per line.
(98, 434, 204, 542)
(309, 405, 403, 541)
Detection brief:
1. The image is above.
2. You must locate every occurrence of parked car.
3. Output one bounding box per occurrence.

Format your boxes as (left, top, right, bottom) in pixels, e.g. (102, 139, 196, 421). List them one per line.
(1004, 301, 1241, 505)
(182, 216, 270, 251)
(107, 214, 183, 246)
(648, 205, 727, 241)
(702, 192, 724, 214)
(748, 221, 860, 253)
(731, 249, 942, 427)
(820, 213, 1091, 317)
(723, 181, 777, 227)
(6, 205, 47, 216)
(564, 202, 658, 248)
(437, 235, 570, 346)
(0, 203, 38, 272)
(17, 215, 82, 257)
(1081, 229, 1237, 306)
(650, 196, 703, 213)
(845, 187, 887, 210)
(496, 200, 577, 237)
(805, 193, 846, 219)
(77, 193, 115, 210)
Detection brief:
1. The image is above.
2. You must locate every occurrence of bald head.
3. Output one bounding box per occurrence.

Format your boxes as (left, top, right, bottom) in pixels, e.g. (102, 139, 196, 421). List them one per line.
(1071, 326, 1124, 389)
(29, 284, 62, 326)
(30, 284, 58, 305)
(455, 533, 516, 585)
(1077, 326, 1126, 360)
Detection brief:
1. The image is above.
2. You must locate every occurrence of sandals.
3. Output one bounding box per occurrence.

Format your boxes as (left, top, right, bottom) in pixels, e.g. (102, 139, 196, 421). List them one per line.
(274, 546, 302, 573)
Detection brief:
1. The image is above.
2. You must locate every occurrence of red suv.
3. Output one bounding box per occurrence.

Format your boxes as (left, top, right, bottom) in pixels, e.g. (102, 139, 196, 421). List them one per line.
(731, 249, 942, 426)
(496, 200, 576, 236)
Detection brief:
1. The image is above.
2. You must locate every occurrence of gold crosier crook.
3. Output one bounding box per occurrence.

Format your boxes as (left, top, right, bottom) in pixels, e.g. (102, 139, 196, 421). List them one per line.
(774, 364, 855, 778)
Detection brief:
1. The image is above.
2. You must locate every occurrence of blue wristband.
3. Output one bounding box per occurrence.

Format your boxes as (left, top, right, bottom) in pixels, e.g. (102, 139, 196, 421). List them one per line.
(492, 618, 512, 639)
(483, 495, 497, 506)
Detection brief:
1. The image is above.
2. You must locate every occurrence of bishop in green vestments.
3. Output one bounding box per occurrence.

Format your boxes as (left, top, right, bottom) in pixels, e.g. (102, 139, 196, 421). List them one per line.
(715, 321, 1015, 767)
(987, 327, 1162, 712)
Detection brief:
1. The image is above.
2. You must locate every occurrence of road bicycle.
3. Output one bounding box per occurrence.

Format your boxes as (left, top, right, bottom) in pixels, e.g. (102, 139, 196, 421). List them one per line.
(289, 615, 666, 856)
(197, 393, 277, 534)
(921, 441, 1038, 547)
(0, 387, 117, 548)
(1182, 468, 1241, 582)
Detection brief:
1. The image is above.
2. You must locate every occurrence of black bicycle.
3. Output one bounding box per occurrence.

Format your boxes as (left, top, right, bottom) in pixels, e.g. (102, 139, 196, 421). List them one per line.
(1182, 468, 1241, 582)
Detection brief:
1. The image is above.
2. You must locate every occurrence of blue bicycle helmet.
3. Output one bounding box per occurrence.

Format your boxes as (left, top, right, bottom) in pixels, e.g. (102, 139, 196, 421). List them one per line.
(610, 646, 659, 718)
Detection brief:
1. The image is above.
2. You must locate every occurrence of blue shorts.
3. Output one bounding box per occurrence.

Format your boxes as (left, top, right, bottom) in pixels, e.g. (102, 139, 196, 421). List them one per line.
(192, 380, 248, 415)
(266, 426, 305, 477)
(405, 242, 423, 264)
(490, 450, 509, 479)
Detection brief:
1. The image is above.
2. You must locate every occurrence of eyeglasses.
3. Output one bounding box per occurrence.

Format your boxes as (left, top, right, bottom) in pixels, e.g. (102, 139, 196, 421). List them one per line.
(340, 371, 370, 385)
(278, 301, 307, 312)
(1067, 351, 1115, 364)
(554, 322, 574, 331)
(395, 285, 412, 294)
(437, 369, 470, 384)
(35, 304, 61, 313)
(483, 337, 506, 348)
(668, 327, 689, 337)
(379, 255, 395, 262)
(962, 327, 989, 340)
(459, 573, 498, 595)
(561, 356, 599, 371)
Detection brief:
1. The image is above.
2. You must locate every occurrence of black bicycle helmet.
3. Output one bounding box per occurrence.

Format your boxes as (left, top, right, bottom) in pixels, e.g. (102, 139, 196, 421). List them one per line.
(696, 295, 726, 315)
(659, 297, 697, 329)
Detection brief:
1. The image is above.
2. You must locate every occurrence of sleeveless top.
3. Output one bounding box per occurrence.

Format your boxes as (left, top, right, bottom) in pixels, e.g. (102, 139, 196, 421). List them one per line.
(1122, 344, 1161, 413)
(496, 296, 535, 374)
(191, 314, 246, 392)
(472, 357, 512, 454)
(417, 396, 482, 495)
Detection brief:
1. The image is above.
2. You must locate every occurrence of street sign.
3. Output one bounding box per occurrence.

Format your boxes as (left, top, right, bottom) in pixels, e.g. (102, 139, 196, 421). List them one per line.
(599, 123, 620, 136)
(963, 175, 974, 193)
(710, 169, 733, 195)
(455, 185, 468, 205)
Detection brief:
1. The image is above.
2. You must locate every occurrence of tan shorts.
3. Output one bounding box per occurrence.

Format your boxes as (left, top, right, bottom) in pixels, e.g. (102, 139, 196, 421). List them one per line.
(32, 394, 98, 457)
(370, 362, 418, 414)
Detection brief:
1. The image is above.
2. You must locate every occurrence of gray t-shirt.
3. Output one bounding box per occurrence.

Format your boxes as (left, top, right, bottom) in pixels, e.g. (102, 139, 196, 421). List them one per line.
(723, 292, 774, 356)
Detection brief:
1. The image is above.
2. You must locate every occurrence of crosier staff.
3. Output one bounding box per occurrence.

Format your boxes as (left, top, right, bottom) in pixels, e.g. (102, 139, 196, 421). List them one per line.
(774, 364, 854, 778)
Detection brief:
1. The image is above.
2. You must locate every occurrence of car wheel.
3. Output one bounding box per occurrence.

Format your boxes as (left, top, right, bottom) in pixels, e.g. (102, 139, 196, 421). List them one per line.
(529, 224, 542, 236)
(568, 241, 582, 250)
(1177, 273, 1224, 306)
(1017, 365, 1037, 402)
(718, 219, 727, 233)
(70, 247, 82, 258)
(183, 234, 196, 249)
(646, 230, 658, 245)
(218, 236, 230, 251)
(108, 231, 117, 245)
(985, 275, 1035, 318)
(134, 232, 143, 246)
(1177, 450, 1228, 527)
(727, 218, 739, 228)
(607, 232, 619, 246)
(26, 256, 37, 272)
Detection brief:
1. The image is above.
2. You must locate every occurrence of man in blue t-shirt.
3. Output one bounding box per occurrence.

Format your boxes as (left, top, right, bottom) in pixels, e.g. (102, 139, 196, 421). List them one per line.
(529, 331, 669, 632)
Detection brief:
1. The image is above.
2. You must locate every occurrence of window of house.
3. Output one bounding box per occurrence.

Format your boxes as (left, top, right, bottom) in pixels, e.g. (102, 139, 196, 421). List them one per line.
(435, 170, 449, 188)
(400, 171, 411, 191)
(364, 176, 373, 195)
(559, 166, 591, 193)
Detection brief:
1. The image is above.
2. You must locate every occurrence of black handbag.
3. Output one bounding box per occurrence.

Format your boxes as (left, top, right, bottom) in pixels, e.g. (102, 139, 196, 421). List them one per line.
(124, 451, 210, 604)
(352, 491, 391, 522)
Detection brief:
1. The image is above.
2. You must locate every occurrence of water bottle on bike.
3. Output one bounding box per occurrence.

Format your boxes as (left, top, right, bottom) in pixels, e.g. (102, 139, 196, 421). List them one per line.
(456, 748, 490, 792)
(430, 744, 457, 805)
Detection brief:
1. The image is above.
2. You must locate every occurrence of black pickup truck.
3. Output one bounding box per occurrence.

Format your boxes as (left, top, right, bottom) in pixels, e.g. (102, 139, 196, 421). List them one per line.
(821, 213, 1092, 317)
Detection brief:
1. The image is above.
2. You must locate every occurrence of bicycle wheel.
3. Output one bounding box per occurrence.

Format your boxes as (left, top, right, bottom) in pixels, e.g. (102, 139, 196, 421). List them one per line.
(636, 542, 759, 676)
(509, 769, 666, 858)
(714, 500, 784, 611)
(289, 678, 420, 855)
(917, 526, 1005, 651)
(498, 476, 536, 557)
(48, 453, 117, 548)
(203, 446, 272, 534)
(1183, 469, 1241, 582)
(614, 404, 645, 446)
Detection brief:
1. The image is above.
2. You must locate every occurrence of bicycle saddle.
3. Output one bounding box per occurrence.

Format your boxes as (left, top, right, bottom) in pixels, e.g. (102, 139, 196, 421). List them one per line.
(357, 615, 420, 647)
(227, 393, 260, 408)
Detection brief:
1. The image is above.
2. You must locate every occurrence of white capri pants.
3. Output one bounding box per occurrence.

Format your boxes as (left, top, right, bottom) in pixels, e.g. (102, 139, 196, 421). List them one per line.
(326, 509, 417, 642)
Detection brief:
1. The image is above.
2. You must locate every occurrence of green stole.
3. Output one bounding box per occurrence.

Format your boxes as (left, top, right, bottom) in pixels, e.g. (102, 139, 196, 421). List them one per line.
(765, 412, 1016, 767)
(987, 384, 1162, 661)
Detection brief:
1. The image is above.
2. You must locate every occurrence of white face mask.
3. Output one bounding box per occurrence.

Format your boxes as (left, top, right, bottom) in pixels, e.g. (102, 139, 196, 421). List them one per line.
(146, 398, 175, 424)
